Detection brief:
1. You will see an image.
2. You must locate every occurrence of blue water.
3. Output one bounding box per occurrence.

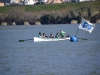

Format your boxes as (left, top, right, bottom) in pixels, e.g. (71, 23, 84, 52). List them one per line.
(0, 24, 100, 75)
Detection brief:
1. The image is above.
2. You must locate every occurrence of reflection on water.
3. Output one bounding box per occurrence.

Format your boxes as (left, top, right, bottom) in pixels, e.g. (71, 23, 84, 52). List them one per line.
(0, 24, 100, 75)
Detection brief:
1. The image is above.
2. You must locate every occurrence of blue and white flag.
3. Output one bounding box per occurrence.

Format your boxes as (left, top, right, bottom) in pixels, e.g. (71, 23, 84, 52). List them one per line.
(79, 18, 95, 33)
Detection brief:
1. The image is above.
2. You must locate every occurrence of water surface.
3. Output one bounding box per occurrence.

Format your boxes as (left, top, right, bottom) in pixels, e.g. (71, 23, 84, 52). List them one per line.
(0, 24, 100, 75)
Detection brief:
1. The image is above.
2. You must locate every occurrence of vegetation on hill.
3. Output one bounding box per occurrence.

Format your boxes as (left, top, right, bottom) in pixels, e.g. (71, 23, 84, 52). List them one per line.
(0, 1, 100, 25)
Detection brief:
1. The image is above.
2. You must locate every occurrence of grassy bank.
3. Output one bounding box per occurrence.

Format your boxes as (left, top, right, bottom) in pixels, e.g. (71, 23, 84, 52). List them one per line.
(0, 1, 100, 25)
(0, 1, 100, 13)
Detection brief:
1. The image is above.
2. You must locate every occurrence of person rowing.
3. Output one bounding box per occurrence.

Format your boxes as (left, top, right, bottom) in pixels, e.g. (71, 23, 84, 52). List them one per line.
(38, 32, 42, 38)
(42, 33, 48, 38)
(49, 33, 55, 38)
(60, 30, 66, 38)
(55, 33, 59, 38)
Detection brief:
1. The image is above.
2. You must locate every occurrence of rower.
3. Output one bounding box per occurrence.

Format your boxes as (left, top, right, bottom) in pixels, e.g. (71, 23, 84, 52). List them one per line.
(49, 34, 55, 38)
(38, 32, 42, 38)
(55, 33, 59, 38)
(42, 33, 48, 38)
(60, 30, 66, 38)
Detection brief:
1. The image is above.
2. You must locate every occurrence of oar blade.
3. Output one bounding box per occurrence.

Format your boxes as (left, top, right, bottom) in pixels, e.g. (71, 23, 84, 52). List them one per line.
(19, 40, 25, 42)
(78, 38, 87, 40)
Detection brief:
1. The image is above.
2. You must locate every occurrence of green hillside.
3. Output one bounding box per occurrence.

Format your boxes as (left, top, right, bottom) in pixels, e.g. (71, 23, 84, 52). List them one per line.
(0, 1, 100, 13)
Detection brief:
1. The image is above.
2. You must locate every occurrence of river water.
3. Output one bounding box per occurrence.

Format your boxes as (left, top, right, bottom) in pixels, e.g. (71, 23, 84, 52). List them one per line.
(0, 24, 100, 75)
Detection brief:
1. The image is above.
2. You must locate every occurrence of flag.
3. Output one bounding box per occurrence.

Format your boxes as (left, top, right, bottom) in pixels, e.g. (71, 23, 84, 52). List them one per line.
(79, 18, 95, 33)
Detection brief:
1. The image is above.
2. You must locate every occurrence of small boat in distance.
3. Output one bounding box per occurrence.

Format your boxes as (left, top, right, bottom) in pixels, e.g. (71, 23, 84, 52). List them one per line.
(34, 37, 70, 42)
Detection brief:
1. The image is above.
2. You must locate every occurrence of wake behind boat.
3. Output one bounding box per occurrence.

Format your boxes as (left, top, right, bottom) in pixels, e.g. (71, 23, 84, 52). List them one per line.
(34, 37, 70, 42)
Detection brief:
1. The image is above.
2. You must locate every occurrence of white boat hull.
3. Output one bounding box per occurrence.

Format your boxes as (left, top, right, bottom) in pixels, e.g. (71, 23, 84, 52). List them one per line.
(34, 37, 70, 42)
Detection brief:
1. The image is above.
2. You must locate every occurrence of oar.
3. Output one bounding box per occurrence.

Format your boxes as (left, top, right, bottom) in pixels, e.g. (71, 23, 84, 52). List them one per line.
(19, 40, 26, 42)
(19, 39, 33, 42)
(78, 38, 87, 40)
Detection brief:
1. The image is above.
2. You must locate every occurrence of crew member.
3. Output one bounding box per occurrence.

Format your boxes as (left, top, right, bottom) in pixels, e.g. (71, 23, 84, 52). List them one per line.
(60, 30, 66, 38)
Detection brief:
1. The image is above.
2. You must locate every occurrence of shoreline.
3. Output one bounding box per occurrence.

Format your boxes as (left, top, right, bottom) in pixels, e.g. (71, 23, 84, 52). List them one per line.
(0, 22, 100, 26)
(0, 19, 100, 26)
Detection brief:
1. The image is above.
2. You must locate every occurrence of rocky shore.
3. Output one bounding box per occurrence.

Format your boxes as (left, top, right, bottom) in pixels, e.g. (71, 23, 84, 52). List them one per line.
(0, 21, 42, 26)
(1, 19, 100, 26)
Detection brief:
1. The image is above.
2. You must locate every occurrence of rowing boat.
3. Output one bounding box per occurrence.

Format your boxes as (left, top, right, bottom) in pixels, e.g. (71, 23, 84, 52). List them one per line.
(34, 37, 70, 42)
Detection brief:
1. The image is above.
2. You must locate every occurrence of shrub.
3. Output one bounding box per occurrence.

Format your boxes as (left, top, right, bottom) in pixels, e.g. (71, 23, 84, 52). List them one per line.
(90, 16, 96, 23)
(90, 13, 100, 23)
(0, 14, 7, 24)
(40, 14, 56, 24)
(63, 15, 71, 24)
(95, 13, 100, 19)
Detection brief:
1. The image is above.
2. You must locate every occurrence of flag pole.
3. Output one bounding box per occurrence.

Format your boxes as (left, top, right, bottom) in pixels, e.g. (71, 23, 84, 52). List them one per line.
(75, 17, 82, 36)
(75, 28, 79, 37)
